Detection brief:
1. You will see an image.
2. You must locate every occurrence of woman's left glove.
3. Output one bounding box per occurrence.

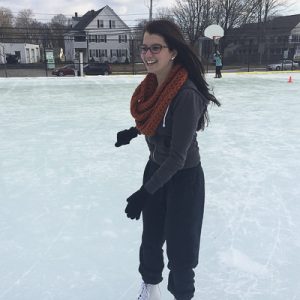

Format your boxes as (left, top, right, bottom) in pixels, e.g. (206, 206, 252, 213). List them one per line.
(115, 127, 139, 147)
(125, 186, 150, 220)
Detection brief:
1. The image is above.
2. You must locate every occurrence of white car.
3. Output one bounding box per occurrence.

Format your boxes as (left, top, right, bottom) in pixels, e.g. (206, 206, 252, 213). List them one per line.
(266, 60, 297, 71)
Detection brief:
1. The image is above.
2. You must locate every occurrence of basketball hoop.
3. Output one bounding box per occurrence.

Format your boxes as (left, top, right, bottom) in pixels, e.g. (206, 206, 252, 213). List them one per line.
(204, 24, 224, 40)
(204, 24, 224, 60)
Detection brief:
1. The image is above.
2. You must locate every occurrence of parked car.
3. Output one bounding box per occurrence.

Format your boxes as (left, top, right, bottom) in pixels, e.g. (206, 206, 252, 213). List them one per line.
(6, 54, 20, 64)
(83, 62, 112, 75)
(52, 64, 76, 76)
(266, 60, 297, 71)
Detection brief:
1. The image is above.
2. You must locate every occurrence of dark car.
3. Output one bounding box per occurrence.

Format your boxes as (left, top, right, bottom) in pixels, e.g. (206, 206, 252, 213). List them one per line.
(6, 54, 20, 64)
(83, 62, 112, 75)
(52, 64, 76, 76)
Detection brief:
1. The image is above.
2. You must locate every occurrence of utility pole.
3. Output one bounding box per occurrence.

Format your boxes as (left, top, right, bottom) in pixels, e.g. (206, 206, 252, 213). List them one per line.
(149, 0, 153, 21)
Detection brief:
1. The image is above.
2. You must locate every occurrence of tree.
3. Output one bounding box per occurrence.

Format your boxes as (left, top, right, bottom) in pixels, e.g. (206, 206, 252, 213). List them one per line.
(51, 14, 68, 26)
(253, 0, 287, 23)
(0, 7, 14, 27)
(49, 14, 69, 61)
(15, 9, 35, 28)
(0, 7, 14, 40)
(211, 0, 260, 34)
(14, 9, 36, 42)
(172, 0, 214, 48)
(155, 7, 175, 22)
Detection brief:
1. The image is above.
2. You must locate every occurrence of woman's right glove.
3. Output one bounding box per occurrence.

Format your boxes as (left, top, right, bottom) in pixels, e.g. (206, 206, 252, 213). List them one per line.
(125, 186, 150, 220)
(115, 126, 139, 147)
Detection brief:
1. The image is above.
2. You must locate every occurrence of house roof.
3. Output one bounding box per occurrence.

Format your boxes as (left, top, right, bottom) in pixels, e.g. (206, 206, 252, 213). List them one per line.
(229, 14, 300, 37)
(72, 7, 105, 31)
(269, 14, 300, 30)
(70, 5, 130, 32)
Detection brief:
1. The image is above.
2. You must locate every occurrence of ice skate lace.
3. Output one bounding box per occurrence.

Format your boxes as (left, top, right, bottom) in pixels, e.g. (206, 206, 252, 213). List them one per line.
(137, 282, 150, 300)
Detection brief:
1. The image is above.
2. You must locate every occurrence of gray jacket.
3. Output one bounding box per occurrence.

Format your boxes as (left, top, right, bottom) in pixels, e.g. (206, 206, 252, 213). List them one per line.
(144, 79, 206, 194)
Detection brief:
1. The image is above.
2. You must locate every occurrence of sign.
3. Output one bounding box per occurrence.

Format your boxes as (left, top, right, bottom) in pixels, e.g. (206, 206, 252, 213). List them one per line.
(45, 49, 55, 69)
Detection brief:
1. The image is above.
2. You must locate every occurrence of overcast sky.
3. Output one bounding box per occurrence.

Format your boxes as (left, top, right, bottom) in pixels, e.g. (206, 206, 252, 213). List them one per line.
(1, 0, 300, 26)
(1, 0, 174, 26)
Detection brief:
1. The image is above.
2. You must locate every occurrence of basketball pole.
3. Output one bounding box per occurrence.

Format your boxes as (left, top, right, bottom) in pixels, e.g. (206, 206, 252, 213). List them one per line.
(149, 0, 153, 21)
(213, 36, 221, 53)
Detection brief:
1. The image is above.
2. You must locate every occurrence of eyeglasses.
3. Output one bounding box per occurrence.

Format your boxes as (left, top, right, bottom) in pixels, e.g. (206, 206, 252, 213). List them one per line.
(139, 44, 169, 54)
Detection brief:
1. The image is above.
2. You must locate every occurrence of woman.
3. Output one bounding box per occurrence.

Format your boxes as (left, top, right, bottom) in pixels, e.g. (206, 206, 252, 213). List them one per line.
(115, 19, 220, 300)
(213, 51, 223, 78)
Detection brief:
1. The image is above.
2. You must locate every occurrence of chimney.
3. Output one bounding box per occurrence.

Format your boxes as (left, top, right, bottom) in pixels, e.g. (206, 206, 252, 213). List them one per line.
(75, 12, 78, 17)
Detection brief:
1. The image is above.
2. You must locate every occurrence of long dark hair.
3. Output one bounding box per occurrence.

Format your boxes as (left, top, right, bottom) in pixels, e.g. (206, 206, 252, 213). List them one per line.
(143, 19, 221, 130)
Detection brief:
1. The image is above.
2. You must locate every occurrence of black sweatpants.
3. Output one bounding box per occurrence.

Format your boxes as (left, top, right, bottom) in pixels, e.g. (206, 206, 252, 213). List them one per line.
(215, 66, 222, 78)
(139, 160, 205, 300)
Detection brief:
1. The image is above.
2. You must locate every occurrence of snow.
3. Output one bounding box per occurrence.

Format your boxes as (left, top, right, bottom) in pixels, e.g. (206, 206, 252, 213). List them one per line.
(0, 72, 299, 300)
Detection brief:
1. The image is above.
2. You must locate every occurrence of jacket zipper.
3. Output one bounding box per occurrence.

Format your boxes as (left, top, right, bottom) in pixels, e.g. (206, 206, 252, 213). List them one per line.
(163, 105, 169, 128)
(152, 146, 156, 162)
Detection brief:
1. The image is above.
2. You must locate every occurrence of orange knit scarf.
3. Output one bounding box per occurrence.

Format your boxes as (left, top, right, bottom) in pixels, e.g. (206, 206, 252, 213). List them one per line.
(130, 64, 188, 136)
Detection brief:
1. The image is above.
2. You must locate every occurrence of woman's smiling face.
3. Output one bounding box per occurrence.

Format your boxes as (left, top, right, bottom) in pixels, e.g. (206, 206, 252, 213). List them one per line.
(141, 32, 177, 85)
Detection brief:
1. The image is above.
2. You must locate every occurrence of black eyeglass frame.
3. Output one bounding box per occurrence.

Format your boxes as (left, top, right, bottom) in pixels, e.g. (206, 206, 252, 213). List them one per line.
(139, 44, 169, 54)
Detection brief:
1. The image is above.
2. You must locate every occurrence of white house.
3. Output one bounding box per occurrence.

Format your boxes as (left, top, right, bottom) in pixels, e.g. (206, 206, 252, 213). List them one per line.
(0, 43, 40, 64)
(290, 22, 300, 61)
(64, 5, 131, 63)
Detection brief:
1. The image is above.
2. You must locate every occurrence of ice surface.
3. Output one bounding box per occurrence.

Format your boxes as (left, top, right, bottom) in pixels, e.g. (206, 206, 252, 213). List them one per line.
(0, 73, 299, 300)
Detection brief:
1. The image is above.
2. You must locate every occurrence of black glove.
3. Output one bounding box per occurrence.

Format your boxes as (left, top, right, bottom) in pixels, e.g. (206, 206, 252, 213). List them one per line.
(125, 186, 150, 220)
(115, 127, 139, 147)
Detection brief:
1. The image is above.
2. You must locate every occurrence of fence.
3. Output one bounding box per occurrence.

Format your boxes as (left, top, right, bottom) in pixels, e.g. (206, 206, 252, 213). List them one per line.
(1, 37, 299, 78)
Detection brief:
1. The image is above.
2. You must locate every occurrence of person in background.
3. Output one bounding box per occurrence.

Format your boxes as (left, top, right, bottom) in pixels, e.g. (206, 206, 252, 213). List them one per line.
(115, 19, 220, 300)
(213, 51, 223, 78)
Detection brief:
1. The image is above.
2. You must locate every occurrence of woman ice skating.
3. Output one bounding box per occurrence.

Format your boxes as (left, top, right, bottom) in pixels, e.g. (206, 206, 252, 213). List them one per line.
(115, 19, 220, 300)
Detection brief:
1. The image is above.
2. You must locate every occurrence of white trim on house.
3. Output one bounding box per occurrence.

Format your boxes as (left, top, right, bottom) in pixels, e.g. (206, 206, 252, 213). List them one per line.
(0, 44, 5, 64)
(290, 22, 300, 43)
(290, 22, 300, 61)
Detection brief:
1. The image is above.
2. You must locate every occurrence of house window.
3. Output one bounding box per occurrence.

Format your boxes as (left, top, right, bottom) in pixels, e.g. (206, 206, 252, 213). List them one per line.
(99, 49, 107, 57)
(31, 49, 35, 62)
(111, 49, 128, 57)
(89, 35, 96, 42)
(117, 49, 127, 57)
(119, 35, 127, 43)
(75, 35, 86, 42)
(98, 35, 107, 43)
(97, 20, 104, 28)
(15, 51, 21, 60)
(90, 49, 97, 58)
(292, 35, 300, 42)
(109, 20, 116, 28)
(111, 49, 117, 57)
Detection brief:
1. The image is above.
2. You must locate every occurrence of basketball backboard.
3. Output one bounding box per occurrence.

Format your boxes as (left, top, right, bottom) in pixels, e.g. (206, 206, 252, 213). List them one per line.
(204, 24, 224, 39)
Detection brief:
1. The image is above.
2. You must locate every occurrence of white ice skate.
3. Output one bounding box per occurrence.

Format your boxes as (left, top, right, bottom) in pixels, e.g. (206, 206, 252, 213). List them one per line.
(137, 282, 161, 300)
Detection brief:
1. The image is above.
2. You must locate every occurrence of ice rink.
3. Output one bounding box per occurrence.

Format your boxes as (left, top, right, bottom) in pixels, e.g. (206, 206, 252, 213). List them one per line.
(0, 72, 299, 300)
